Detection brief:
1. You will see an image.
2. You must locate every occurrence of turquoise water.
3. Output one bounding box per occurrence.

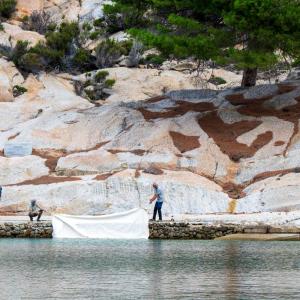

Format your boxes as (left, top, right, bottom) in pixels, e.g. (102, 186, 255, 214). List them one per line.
(0, 240, 299, 300)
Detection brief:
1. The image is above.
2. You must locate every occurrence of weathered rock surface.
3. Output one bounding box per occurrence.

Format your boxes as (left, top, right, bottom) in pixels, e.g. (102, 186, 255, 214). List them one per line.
(0, 23, 45, 47)
(0, 58, 300, 216)
(0, 156, 48, 185)
(0, 170, 230, 216)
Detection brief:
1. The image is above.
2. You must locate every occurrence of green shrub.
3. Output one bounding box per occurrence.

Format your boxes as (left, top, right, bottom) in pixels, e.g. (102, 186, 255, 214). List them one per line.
(0, 23, 4, 31)
(45, 21, 79, 53)
(12, 85, 27, 97)
(47, 23, 56, 32)
(28, 22, 81, 71)
(102, 3, 145, 34)
(93, 18, 103, 27)
(208, 76, 227, 85)
(82, 22, 92, 31)
(95, 70, 109, 82)
(104, 79, 115, 88)
(144, 54, 166, 66)
(95, 39, 127, 68)
(75, 70, 115, 101)
(0, 40, 30, 69)
(73, 48, 93, 71)
(0, 0, 17, 19)
(29, 41, 63, 67)
(18, 52, 45, 73)
(89, 30, 103, 40)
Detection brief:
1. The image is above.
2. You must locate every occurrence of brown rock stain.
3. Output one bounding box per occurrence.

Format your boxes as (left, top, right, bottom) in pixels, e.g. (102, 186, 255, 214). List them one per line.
(8, 176, 81, 186)
(198, 111, 273, 161)
(169, 131, 200, 153)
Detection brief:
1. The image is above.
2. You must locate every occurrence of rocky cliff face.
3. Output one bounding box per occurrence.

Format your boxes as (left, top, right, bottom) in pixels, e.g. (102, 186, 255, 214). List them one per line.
(0, 1, 299, 218)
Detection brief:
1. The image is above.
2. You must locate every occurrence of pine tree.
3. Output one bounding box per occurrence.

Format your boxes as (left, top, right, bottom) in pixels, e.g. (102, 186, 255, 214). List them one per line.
(105, 0, 300, 87)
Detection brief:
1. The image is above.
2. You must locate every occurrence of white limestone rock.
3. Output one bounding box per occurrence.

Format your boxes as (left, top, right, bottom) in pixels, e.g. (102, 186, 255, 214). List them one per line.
(237, 173, 300, 213)
(0, 170, 230, 215)
(0, 156, 48, 186)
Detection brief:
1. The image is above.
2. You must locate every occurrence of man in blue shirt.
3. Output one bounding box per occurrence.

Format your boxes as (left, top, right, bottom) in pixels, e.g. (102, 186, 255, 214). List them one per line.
(149, 183, 164, 221)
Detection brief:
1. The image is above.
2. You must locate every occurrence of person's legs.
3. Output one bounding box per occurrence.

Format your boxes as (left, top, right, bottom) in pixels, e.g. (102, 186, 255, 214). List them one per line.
(29, 212, 38, 221)
(37, 210, 43, 221)
(157, 202, 163, 221)
(152, 202, 158, 220)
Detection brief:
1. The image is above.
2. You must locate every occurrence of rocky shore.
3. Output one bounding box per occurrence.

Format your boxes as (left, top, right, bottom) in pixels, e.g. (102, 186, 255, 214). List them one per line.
(149, 222, 242, 239)
(0, 220, 299, 239)
(0, 221, 52, 238)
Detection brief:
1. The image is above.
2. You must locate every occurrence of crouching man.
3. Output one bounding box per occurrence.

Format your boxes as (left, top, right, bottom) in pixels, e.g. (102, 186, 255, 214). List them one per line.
(149, 183, 164, 221)
(28, 200, 44, 222)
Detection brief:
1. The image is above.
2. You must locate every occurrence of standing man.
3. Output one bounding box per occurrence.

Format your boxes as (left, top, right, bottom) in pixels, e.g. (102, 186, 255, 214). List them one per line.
(149, 183, 164, 221)
(28, 200, 44, 222)
(0, 186, 2, 199)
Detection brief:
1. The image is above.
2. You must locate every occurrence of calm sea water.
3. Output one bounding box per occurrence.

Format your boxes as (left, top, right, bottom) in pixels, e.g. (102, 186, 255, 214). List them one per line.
(0, 239, 299, 300)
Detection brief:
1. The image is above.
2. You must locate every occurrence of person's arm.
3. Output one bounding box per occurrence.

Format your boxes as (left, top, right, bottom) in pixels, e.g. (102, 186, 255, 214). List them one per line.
(149, 194, 157, 204)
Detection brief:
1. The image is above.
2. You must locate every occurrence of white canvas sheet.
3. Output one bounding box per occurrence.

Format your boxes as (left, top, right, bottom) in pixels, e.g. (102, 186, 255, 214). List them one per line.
(53, 208, 149, 239)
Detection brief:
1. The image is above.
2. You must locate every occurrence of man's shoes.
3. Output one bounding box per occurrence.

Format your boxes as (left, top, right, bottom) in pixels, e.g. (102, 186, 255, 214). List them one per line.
(149, 219, 155, 221)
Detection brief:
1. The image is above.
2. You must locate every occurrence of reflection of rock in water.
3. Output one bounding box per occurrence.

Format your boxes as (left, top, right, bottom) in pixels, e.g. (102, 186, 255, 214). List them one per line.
(224, 242, 240, 299)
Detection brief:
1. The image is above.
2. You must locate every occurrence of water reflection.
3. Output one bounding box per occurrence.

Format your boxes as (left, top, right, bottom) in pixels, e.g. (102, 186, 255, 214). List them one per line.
(0, 240, 299, 300)
(224, 242, 240, 300)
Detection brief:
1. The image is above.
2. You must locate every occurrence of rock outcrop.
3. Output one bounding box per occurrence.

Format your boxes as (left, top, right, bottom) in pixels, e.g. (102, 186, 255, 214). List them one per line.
(0, 1, 299, 219)
(0, 58, 299, 217)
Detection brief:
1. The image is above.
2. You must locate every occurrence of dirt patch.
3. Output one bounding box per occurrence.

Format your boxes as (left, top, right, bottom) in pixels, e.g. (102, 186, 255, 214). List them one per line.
(251, 131, 273, 152)
(94, 173, 114, 181)
(139, 101, 215, 120)
(252, 168, 300, 182)
(274, 140, 285, 146)
(93, 170, 121, 181)
(222, 182, 246, 199)
(70, 141, 109, 154)
(198, 112, 272, 161)
(169, 131, 200, 153)
(135, 169, 141, 178)
(8, 175, 81, 186)
(108, 149, 146, 156)
(8, 132, 20, 141)
(32, 149, 66, 172)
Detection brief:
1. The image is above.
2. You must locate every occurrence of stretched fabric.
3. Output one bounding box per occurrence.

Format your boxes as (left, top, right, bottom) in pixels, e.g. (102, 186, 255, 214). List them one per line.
(52, 208, 149, 239)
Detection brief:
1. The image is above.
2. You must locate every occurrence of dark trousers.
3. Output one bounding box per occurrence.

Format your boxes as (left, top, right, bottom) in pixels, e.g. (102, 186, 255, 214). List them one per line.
(153, 202, 163, 221)
(29, 210, 43, 221)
